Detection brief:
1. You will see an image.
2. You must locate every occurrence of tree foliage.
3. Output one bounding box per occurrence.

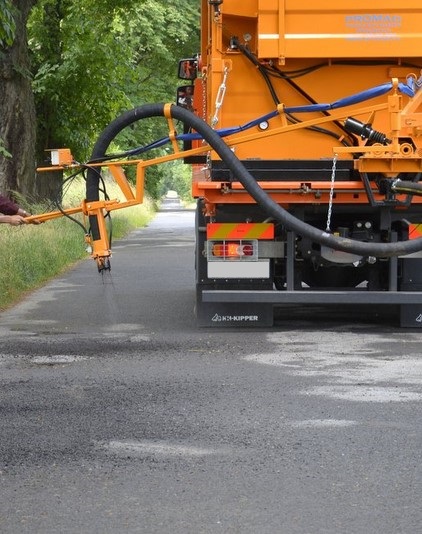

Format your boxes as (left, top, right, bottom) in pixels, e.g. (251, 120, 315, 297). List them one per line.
(158, 161, 193, 201)
(0, 0, 200, 200)
(29, 0, 200, 168)
(0, 0, 17, 47)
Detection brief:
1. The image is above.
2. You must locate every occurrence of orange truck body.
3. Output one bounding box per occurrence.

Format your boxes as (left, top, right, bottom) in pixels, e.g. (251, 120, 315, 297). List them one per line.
(196, 0, 422, 182)
(186, 1, 422, 326)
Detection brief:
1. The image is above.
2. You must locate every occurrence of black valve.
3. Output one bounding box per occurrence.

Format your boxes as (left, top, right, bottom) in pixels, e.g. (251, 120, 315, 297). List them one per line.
(344, 117, 391, 145)
(209, 0, 223, 14)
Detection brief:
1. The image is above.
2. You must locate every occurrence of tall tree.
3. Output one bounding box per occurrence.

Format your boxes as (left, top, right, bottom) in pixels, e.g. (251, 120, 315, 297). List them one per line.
(0, 0, 199, 201)
(29, 0, 199, 159)
(29, 0, 199, 198)
(0, 0, 37, 198)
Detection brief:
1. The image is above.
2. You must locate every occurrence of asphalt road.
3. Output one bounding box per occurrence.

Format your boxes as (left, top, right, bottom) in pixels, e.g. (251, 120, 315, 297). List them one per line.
(1, 210, 422, 534)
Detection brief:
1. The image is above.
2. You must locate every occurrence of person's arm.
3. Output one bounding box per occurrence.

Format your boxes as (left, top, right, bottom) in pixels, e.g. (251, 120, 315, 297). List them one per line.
(0, 194, 41, 224)
(0, 195, 38, 225)
(0, 214, 27, 225)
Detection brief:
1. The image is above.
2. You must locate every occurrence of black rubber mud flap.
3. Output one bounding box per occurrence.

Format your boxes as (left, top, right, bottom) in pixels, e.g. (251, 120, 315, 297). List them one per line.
(196, 288, 274, 327)
(400, 304, 422, 327)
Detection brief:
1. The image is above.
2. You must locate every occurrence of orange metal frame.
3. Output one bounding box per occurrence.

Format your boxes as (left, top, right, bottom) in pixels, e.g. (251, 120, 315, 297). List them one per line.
(33, 1, 422, 268)
(34, 84, 422, 267)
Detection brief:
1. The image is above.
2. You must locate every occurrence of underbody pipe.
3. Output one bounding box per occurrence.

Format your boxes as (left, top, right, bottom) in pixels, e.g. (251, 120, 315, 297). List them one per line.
(391, 180, 422, 196)
(86, 103, 422, 258)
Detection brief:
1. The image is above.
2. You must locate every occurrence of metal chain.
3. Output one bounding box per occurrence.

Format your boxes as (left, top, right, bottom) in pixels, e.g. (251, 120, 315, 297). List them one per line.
(201, 72, 207, 121)
(211, 66, 229, 128)
(326, 153, 338, 232)
(200, 71, 212, 179)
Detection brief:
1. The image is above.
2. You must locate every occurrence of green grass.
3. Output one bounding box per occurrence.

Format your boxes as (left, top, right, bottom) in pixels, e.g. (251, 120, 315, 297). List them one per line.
(0, 178, 155, 310)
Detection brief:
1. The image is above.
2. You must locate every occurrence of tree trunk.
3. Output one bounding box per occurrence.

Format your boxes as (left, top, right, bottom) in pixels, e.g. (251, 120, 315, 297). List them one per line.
(33, 0, 67, 203)
(0, 0, 37, 201)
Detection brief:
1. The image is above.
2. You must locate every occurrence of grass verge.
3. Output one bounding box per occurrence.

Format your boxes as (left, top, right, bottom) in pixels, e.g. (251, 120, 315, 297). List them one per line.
(0, 179, 155, 310)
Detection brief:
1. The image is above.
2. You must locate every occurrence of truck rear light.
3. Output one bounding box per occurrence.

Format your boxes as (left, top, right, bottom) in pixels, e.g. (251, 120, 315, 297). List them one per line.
(207, 240, 258, 261)
(213, 242, 253, 257)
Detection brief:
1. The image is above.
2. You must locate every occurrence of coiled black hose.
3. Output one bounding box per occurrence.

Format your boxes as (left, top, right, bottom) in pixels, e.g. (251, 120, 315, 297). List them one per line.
(87, 103, 422, 257)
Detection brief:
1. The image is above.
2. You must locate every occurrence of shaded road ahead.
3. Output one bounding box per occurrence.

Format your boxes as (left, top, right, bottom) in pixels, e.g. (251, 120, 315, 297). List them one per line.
(1, 211, 422, 534)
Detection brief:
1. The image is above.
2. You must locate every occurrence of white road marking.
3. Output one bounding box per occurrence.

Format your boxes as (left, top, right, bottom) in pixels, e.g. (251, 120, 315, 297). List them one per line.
(102, 440, 228, 458)
(31, 355, 86, 365)
(290, 419, 357, 428)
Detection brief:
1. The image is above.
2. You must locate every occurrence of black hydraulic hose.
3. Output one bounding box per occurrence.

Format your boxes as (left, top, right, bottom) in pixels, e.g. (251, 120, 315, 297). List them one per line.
(86, 103, 422, 257)
(392, 180, 422, 196)
(86, 104, 167, 240)
(278, 75, 357, 147)
(232, 38, 352, 145)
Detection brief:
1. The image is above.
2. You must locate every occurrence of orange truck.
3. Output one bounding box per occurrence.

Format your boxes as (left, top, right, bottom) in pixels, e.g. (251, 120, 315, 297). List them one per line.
(38, 1, 422, 326)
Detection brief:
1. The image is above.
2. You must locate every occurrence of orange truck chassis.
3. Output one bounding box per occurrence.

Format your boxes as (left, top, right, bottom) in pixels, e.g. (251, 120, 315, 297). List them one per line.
(38, 1, 422, 327)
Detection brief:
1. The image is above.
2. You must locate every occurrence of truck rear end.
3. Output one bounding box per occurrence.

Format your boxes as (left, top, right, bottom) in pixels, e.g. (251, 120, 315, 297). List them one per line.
(184, 0, 422, 326)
